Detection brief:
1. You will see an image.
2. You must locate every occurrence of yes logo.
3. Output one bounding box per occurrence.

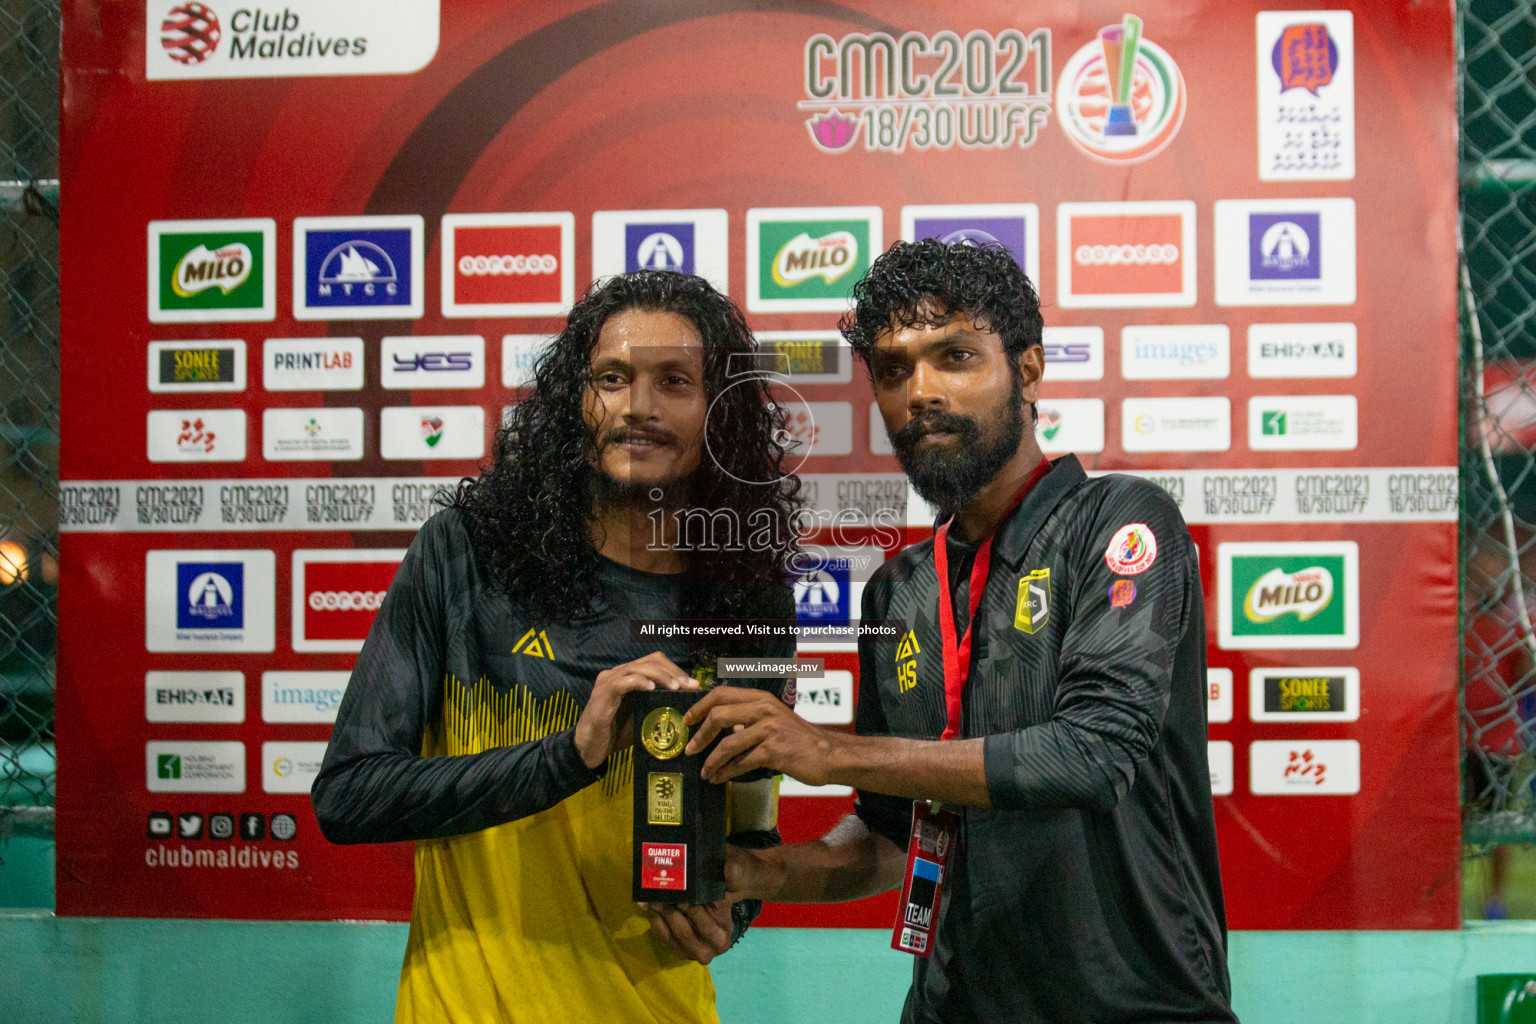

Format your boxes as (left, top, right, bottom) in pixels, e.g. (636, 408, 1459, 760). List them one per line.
(895, 629, 921, 693)
(747, 207, 881, 313)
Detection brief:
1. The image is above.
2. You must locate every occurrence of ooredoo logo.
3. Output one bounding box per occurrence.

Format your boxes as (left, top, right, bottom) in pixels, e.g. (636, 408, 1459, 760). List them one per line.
(1057, 201, 1195, 308)
(292, 549, 405, 652)
(443, 213, 574, 317)
(1055, 14, 1186, 163)
(162, 3, 221, 64)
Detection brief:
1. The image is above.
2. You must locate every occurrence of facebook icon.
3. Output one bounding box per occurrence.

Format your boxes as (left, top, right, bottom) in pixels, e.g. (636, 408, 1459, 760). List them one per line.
(625, 223, 695, 274)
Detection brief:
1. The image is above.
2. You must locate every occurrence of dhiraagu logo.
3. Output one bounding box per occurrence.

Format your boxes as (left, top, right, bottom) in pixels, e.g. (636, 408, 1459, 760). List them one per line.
(150, 218, 275, 323)
(747, 207, 880, 313)
(1218, 541, 1358, 649)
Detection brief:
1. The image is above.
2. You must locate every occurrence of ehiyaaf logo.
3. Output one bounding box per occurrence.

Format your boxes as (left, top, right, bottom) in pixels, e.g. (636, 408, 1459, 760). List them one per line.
(1056, 14, 1186, 163)
(747, 208, 880, 313)
(1218, 541, 1358, 649)
(149, 219, 275, 323)
(294, 215, 423, 320)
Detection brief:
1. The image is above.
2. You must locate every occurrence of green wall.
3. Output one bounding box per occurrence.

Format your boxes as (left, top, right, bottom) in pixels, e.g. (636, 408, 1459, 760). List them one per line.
(2, 910, 1534, 1024)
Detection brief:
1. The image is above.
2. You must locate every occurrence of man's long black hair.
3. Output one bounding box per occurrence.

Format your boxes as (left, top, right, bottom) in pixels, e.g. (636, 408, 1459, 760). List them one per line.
(448, 271, 803, 626)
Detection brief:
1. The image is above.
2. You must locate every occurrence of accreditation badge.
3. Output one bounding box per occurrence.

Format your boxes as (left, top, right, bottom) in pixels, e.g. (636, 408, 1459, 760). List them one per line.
(891, 801, 959, 957)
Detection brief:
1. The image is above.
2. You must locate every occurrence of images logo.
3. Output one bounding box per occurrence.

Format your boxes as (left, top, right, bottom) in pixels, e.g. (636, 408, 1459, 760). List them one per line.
(1250, 214, 1320, 280)
(149, 219, 274, 323)
(294, 216, 422, 320)
(443, 213, 573, 317)
(748, 208, 880, 313)
(162, 3, 221, 64)
(1219, 542, 1358, 649)
(177, 562, 245, 629)
(626, 223, 694, 273)
(1056, 14, 1186, 163)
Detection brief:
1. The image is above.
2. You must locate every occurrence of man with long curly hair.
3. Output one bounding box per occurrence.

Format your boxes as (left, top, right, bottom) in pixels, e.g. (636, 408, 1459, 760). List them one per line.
(683, 241, 1237, 1023)
(313, 271, 803, 1024)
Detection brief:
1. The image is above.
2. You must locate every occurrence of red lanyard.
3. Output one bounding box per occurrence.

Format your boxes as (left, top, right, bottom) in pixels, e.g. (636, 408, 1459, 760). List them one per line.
(931, 459, 1050, 740)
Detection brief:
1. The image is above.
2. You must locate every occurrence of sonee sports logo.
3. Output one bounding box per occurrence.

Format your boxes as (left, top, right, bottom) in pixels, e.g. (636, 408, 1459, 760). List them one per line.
(162, 3, 221, 64)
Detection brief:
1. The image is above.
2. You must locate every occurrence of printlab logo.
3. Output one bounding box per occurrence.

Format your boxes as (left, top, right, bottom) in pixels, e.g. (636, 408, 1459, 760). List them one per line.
(294, 216, 423, 319)
(748, 208, 880, 313)
(1218, 542, 1358, 649)
(161, 3, 221, 64)
(1056, 14, 1186, 163)
(149, 219, 275, 323)
(177, 563, 244, 630)
(626, 223, 694, 273)
(1250, 213, 1320, 280)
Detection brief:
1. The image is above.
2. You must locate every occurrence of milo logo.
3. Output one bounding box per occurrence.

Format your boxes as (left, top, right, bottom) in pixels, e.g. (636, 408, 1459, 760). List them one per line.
(1243, 565, 1333, 623)
(1219, 542, 1357, 650)
(173, 242, 253, 297)
(772, 231, 858, 287)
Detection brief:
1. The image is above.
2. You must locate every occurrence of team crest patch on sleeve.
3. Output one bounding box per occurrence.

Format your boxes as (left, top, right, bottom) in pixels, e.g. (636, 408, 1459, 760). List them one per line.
(1104, 524, 1158, 575)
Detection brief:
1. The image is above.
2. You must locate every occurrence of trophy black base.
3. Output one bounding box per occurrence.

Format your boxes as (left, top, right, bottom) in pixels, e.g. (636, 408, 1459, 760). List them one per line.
(627, 688, 727, 905)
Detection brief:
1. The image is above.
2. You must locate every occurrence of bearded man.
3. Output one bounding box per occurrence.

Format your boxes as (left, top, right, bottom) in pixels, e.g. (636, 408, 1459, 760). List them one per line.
(684, 241, 1238, 1024)
(313, 271, 801, 1024)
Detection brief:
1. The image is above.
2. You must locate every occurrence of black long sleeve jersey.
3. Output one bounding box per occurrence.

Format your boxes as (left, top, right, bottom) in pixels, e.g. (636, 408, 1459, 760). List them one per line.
(855, 455, 1238, 1024)
(312, 508, 792, 1024)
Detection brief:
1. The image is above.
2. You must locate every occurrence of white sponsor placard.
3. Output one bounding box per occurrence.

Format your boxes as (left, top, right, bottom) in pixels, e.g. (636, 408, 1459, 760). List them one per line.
(1247, 323, 1357, 378)
(145, 1, 440, 80)
(869, 402, 893, 456)
(1248, 395, 1358, 451)
(292, 215, 425, 321)
(1249, 667, 1360, 723)
(745, 206, 883, 313)
(381, 335, 485, 389)
(145, 549, 275, 652)
(262, 741, 329, 794)
(899, 202, 1041, 283)
(1110, 467, 1456, 523)
(380, 405, 485, 460)
(1208, 740, 1234, 797)
(501, 334, 548, 389)
(794, 670, 854, 725)
(1042, 326, 1104, 382)
(146, 218, 276, 324)
(1257, 11, 1355, 182)
(1122, 397, 1231, 453)
(262, 337, 364, 391)
(592, 209, 729, 294)
(145, 671, 246, 724)
(147, 409, 247, 462)
(1206, 667, 1234, 724)
(262, 407, 364, 461)
(1121, 325, 1230, 380)
(262, 671, 351, 723)
(782, 402, 854, 458)
(1214, 198, 1357, 306)
(148, 340, 247, 393)
(146, 741, 245, 793)
(1037, 398, 1105, 454)
(1250, 739, 1360, 795)
(1217, 540, 1360, 650)
(291, 548, 407, 653)
(754, 331, 854, 385)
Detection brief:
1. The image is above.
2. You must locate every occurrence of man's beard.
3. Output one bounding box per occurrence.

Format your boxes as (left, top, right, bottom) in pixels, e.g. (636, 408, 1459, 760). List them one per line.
(589, 424, 694, 508)
(889, 389, 1026, 519)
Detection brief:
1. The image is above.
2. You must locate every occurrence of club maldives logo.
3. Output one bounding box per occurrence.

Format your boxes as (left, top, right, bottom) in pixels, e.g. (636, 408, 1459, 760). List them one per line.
(1219, 542, 1358, 649)
(799, 29, 1053, 155)
(748, 208, 879, 313)
(1056, 14, 1186, 163)
(1251, 214, 1320, 280)
(150, 219, 274, 323)
(162, 3, 221, 64)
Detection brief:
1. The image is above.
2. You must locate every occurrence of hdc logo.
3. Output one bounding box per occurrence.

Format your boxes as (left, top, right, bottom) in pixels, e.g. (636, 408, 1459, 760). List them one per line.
(443, 213, 574, 317)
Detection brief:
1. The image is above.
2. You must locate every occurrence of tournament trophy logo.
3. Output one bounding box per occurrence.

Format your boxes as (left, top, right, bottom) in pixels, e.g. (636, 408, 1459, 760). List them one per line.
(1056, 14, 1186, 163)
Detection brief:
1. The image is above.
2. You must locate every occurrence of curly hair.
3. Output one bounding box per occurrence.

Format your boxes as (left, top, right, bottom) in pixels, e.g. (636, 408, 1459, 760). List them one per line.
(838, 238, 1044, 372)
(447, 271, 803, 627)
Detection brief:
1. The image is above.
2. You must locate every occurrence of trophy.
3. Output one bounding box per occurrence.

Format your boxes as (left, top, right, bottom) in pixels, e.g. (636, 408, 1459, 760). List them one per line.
(628, 687, 728, 904)
(1099, 14, 1142, 137)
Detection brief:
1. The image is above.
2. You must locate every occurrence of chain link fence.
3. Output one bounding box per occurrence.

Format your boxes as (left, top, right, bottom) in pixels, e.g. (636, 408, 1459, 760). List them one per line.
(1461, 0, 1536, 847)
(0, 0, 59, 844)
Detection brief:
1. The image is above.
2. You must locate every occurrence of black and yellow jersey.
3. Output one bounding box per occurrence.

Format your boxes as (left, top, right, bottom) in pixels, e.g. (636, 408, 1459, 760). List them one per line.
(313, 508, 792, 1024)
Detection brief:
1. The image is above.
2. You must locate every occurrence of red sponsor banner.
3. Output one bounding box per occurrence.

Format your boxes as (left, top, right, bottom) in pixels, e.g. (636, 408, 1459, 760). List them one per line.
(450, 225, 563, 306)
(1068, 215, 1184, 295)
(301, 562, 396, 642)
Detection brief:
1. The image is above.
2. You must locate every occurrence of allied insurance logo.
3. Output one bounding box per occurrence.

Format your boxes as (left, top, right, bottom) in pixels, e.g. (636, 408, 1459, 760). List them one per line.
(294, 215, 423, 320)
(592, 210, 729, 295)
(1056, 201, 1195, 308)
(747, 207, 881, 313)
(149, 219, 275, 323)
(1218, 541, 1359, 650)
(146, 549, 276, 652)
(177, 561, 244, 630)
(443, 212, 574, 318)
(291, 549, 405, 653)
(1056, 14, 1186, 163)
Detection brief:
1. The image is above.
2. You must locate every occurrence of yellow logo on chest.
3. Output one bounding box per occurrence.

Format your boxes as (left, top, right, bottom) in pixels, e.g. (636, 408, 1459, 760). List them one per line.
(895, 629, 921, 693)
(512, 627, 555, 659)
